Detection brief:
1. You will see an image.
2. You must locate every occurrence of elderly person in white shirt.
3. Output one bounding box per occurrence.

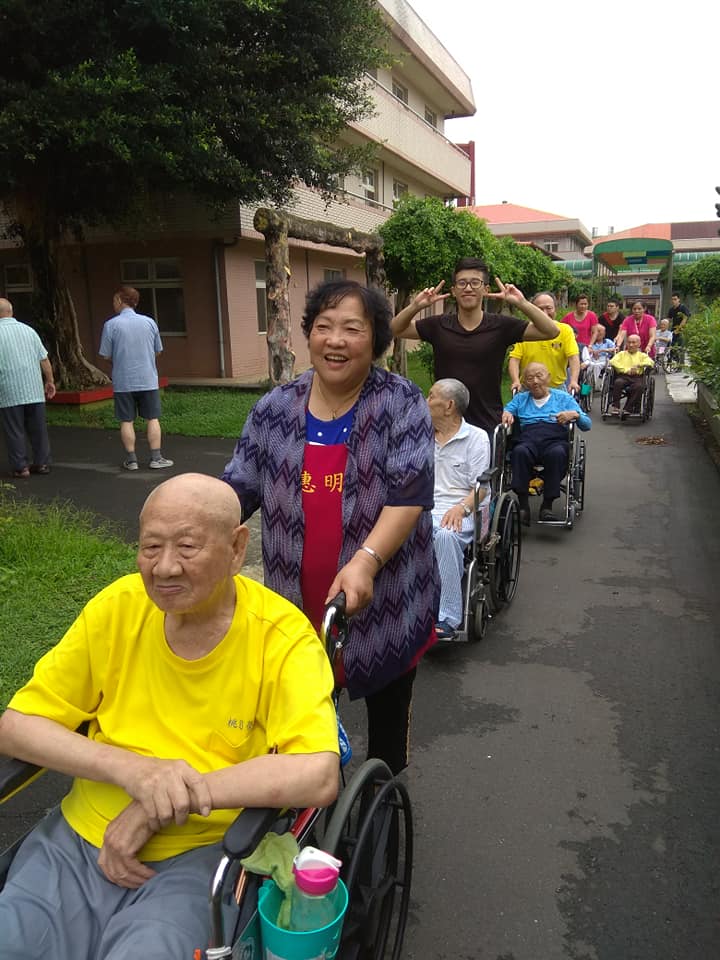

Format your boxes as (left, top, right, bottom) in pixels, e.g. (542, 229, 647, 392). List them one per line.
(427, 378, 490, 640)
(580, 323, 615, 389)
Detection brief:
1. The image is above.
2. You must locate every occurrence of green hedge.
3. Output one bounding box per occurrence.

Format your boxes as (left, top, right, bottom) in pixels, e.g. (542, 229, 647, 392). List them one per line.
(685, 300, 720, 395)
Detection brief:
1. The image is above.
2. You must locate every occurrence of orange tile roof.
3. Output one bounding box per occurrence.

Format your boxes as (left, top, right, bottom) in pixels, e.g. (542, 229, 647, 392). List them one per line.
(467, 203, 569, 224)
(593, 223, 672, 243)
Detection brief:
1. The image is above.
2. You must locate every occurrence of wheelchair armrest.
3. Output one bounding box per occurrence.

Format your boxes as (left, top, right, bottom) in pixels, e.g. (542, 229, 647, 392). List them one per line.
(478, 466, 499, 486)
(0, 756, 43, 804)
(222, 806, 284, 860)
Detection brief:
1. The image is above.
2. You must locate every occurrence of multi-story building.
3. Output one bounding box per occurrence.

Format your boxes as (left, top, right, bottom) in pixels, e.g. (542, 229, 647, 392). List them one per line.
(0, 0, 475, 383)
(466, 203, 592, 261)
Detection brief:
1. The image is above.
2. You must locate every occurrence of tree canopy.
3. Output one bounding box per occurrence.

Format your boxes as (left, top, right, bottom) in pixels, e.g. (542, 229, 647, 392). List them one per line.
(379, 196, 570, 305)
(0, 0, 389, 385)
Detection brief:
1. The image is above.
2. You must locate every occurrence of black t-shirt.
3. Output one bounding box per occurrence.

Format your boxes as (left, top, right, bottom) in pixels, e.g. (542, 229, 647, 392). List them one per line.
(415, 311, 528, 434)
(599, 311, 624, 340)
(668, 303, 690, 331)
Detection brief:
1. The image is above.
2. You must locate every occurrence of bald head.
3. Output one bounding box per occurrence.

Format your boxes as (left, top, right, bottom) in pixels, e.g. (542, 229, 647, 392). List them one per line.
(140, 473, 241, 532)
(0, 298, 13, 318)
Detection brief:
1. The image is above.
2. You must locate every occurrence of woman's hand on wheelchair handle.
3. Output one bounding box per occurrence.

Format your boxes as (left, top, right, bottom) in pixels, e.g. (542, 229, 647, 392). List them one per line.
(501, 411, 514, 428)
(326, 555, 375, 617)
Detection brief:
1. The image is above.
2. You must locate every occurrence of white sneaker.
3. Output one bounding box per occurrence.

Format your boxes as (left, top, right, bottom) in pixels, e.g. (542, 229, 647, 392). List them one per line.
(122, 459, 139, 471)
(149, 457, 174, 469)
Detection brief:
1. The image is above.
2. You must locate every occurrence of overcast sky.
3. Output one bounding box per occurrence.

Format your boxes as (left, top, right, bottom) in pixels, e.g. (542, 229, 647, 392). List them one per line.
(407, 0, 719, 233)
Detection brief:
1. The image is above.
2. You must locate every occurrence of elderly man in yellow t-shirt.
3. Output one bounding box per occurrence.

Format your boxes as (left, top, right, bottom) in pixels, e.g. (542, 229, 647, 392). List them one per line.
(609, 334, 654, 414)
(508, 292, 580, 394)
(0, 474, 339, 960)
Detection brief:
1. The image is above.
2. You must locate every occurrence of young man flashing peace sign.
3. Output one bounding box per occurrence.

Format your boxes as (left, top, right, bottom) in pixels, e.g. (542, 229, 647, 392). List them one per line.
(391, 258, 558, 435)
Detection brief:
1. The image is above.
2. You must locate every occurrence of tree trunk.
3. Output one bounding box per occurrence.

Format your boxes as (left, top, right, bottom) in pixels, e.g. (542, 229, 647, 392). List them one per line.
(20, 219, 109, 390)
(254, 207, 385, 385)
(254, 209, 295, 385)
(388, 288, 411, 376)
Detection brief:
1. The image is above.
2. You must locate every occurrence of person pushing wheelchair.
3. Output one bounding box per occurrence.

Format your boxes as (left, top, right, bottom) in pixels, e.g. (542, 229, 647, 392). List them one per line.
(502, 362, 591, 525)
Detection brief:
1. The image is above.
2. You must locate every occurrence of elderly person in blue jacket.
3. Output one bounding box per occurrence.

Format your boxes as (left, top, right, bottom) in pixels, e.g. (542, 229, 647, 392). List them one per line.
(502, 361, 591, 525)
(223, 279, 439, 775)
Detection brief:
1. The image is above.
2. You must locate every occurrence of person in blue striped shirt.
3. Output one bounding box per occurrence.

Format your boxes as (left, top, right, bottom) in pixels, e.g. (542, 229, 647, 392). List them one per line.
(0, 298, 56, 478)
(502, 362, 591, 524)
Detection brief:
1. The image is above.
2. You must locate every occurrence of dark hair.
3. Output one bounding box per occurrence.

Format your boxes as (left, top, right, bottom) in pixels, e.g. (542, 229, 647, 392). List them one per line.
(453, 257, 489, 283)
(575, 293, 589, 304)
(632, 300, 645, 310)
(671, 292, 680, 298)
(301, 280, 393, 359)
(115, 285, 140, 308)
(607, 298, 619, 307)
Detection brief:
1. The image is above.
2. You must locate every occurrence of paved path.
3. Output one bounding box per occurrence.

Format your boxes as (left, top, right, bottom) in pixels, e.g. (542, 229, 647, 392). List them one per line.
(3, 375, 720, 959)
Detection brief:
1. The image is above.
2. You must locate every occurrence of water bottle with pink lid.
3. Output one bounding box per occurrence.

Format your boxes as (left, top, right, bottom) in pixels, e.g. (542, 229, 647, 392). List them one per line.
(289, 847, 343, 933)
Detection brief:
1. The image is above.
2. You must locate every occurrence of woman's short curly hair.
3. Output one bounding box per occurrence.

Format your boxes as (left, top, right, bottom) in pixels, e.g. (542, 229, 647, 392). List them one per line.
(301, 280, 394, 360)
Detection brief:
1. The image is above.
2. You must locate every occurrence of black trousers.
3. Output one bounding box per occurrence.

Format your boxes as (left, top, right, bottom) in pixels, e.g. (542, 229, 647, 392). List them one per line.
(511, 423, 569, 500)
(612, 374, 644, 411)
(1, 402, 51, 471)
(365, 667, 417, 775)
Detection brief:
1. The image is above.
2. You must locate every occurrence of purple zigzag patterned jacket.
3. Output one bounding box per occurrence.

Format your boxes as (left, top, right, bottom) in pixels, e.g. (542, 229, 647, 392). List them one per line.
(222, 365, 440, 699)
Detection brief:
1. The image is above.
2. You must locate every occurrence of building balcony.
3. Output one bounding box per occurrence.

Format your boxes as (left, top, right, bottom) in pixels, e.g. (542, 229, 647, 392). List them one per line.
(349, 83, 472, 198)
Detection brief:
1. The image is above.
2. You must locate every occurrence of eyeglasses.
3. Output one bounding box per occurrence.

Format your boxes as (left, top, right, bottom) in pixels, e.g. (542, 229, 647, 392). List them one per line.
(453, 278, 485, 290)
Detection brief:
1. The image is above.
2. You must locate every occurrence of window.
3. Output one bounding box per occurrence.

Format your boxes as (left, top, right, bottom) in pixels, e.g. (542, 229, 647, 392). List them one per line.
(362, 169, 378, 204)
(424, 106, 437, 128)
(4, 264, 34, 325)
(392, 180, 408, 203)
(392, 79, 408, 105)
(120, 258, 186, 334)
(255, 261, 267, 334)
(543, 242, 559, 253)
(324, 269, 345, 282)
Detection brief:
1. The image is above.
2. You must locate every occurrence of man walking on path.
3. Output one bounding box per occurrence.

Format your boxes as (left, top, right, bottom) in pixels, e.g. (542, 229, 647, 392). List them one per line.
(668, 293, 690, 348)
(391, 258, 559, 435)
(0, 298, 56, 479)
(99, 287, 173, 471)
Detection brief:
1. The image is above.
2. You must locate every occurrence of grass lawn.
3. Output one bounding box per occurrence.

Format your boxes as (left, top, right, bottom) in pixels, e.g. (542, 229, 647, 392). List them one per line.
(45, 387, 262, 439)
(0, 488, 136, 708)
(45, 358, 509, 438)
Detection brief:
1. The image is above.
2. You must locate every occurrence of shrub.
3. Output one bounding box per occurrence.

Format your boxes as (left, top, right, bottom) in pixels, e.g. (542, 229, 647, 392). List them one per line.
(685, 299, 720, 395)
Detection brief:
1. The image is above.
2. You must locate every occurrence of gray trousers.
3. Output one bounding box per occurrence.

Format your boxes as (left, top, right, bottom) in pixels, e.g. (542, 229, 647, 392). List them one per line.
(0, 402, 51, 471)
(0, 809, 223, 960)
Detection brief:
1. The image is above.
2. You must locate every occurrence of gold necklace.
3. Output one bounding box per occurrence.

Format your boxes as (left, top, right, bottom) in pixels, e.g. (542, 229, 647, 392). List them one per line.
(314, 378, 363, 420)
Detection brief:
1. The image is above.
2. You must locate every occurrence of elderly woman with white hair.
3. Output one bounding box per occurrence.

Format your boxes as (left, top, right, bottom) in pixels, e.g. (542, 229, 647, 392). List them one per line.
(426, 378, 491, 641)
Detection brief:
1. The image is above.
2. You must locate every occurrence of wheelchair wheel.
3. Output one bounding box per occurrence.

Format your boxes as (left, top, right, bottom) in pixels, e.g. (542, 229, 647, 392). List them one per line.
(573, 438, 586, 513)
(488, 491, 521, 610)
(323, 759, 412, 960)
(600, 371, 612, 420)
(468, 570, 490, 643)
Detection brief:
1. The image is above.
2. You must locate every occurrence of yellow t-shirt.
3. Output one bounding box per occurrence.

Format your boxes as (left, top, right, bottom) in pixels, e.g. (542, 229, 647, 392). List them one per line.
(610, 350, 653, 374)
(509, 324, 579, 387)
(9, 573, 338, 860)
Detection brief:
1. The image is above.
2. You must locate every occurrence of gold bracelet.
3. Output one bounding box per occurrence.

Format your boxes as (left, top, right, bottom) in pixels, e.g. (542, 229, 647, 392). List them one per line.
(358, 545, 384, 568)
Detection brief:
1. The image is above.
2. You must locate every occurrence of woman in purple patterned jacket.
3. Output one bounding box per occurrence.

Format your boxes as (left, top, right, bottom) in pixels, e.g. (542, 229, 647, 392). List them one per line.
(223, 279, 439, 773)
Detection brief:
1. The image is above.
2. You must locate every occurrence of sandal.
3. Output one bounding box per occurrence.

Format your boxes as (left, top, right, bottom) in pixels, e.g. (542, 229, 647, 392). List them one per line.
(11, 467, 30, 479)
(435, 620, 458, 641)
(29, 464, 51, 475)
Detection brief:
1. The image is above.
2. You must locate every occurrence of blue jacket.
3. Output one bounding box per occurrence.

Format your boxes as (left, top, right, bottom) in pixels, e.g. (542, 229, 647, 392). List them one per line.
(504, 388, 592, 431)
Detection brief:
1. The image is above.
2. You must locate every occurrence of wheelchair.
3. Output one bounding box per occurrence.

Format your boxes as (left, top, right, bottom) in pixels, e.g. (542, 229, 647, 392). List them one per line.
(500, 416, 586, 531)
(654, 341, 683, 374)
(0, 595, 413, 960)
(435, 424, 522, 646)
(600, 366, 655, 422)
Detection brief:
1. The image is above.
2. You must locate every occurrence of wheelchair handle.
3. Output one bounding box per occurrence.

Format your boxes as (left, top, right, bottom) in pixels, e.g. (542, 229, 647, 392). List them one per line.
(320, 592, 348, 663)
